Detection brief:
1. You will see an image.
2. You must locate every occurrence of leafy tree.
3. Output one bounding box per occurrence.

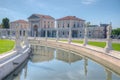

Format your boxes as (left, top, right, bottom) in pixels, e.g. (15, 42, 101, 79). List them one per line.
(2, 18, 10, 28)
(112, 28, 120, 38)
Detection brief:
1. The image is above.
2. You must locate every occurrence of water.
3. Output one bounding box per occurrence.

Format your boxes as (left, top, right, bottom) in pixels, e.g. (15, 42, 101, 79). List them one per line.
(5, 45, 120, 80)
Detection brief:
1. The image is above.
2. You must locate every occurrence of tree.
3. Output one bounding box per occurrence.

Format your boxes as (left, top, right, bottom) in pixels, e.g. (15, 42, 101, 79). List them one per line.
(112, 28, 120, 38)
(2, 17, 10, 28)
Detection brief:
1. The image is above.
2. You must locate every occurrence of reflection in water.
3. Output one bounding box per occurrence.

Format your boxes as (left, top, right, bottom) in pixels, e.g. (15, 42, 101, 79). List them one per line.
(105, 69, 112, 80)
(84, 57, 88, 76)
(56, 50, 82, 64)
(5, 45, 120, 80)
(31, 45, 54, 62)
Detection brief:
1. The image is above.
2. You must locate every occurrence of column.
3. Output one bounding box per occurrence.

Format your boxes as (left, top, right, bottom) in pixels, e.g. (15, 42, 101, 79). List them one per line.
(83, 22, 90, 46)
(25, 29, 29, 46)
(105, 23, 112, 52)
(45, 28, 47, 41)
(56, 28, 59, 42)
(68, 22, 72, 44)
(34, 31, 36, 39)
(15, 23, 22, 53)
(21, 29, 23, 41)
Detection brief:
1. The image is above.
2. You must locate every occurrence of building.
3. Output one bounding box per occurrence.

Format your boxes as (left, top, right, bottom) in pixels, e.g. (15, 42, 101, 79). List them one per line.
(87, 24, 107, 38)
(28, 14, 55, 37)
(28, 14, 108, 38)
(56, 16, 85, 38)
(10, 20, 29, 30)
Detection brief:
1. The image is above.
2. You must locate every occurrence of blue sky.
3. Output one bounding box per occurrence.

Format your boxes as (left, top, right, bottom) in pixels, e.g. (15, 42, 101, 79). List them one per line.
(0, 0, 120, 28)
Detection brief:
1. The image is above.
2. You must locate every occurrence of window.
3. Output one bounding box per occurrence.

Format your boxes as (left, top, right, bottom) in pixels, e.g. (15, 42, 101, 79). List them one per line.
(63, 24, 64, 28)
(63, 32, 64, 35)
(58, 24, 59, 28)
(77, 23, 79, 27)
(73, 24, 75, 28)
(67, 24, 69, 28)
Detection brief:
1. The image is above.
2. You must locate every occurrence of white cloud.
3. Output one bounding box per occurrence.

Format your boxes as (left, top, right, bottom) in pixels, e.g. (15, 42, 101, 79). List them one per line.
(81, 0, 97, 5)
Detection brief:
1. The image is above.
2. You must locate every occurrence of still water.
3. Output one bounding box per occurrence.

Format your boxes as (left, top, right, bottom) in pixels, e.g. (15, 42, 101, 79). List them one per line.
(6, 45, 120, 80)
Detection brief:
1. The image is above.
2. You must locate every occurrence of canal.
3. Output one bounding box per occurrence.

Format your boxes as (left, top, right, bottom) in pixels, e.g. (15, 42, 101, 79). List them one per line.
(4, 45, 120, 80)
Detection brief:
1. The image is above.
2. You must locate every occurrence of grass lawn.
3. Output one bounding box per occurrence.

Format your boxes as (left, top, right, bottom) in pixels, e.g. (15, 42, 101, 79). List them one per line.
(0, 39, 15, 54)
(60, 39, 120, 51)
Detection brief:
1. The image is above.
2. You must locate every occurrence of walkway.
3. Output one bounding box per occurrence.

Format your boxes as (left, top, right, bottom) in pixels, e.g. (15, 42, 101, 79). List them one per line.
(59, 41, 120, 60)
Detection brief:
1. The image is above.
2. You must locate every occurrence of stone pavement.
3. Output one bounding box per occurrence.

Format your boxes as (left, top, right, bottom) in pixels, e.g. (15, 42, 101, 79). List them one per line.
(72, 42, 120, 59)
(58, 41, 120, 60)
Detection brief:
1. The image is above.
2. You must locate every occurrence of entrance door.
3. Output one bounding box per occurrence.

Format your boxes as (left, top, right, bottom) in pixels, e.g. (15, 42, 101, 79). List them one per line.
(34, 25, 38, 37)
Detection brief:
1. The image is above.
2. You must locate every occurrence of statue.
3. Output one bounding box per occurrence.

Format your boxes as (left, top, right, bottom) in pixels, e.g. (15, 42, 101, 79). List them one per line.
(105, 22, 112, 52)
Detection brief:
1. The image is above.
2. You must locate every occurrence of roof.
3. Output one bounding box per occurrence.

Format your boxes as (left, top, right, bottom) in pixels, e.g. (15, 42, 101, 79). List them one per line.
(11, 20, 28, 24)
(28, 14, 55, 20)
(57, 16, 85, 21)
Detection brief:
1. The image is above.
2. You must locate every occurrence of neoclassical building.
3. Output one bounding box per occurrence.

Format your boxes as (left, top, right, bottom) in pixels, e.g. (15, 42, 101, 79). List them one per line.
(27, 14, 107, 38)
(28, 14, 55, 37)
(87, 24, 108, 38)
(56, 16, 85, 38)
(10, 20, 29, 30)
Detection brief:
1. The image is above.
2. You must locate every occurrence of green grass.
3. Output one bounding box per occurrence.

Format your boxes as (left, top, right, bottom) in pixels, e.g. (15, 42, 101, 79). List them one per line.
(60, 39, 120, 51)
(0, 39, 15, 54)
(112, 43, 120, 51)
(88, 41, 106, 48)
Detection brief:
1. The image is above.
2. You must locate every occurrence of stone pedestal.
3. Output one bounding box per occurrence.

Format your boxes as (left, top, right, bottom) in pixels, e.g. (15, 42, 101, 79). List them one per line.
(105, 23, 112, 52)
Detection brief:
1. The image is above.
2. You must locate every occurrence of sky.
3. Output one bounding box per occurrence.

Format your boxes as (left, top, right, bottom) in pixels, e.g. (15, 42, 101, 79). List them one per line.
(0, 0, 120, 28)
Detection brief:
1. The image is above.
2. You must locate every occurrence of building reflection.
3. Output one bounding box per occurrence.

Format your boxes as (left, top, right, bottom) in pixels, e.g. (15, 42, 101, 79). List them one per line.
(56, 50, 83, 64)
(5, 45, 120, 80)
(31, 45, 54, 63)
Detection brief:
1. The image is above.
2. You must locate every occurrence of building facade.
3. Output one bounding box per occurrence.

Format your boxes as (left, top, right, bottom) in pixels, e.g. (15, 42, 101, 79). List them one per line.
(28, 14, 108, 38)
(87, 24, 108, 38)
(56, 16, 85, 38)
(28, 14, 55, 37)
(10, 20, 29, 30)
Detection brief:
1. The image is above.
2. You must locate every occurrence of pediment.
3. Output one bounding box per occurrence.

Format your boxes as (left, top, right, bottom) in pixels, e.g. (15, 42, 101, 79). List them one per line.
(28, 15, 40, 19)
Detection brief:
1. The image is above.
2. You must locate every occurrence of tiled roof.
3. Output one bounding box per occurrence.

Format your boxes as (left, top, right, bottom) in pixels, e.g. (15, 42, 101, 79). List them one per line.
(11, 20, 28, 23)
(57, 16, 85, 21)
(33, 14, 55, 19)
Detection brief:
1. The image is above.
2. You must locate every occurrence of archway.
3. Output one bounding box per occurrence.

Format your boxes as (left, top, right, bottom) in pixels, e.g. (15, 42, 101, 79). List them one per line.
(34, 25, 38, 37)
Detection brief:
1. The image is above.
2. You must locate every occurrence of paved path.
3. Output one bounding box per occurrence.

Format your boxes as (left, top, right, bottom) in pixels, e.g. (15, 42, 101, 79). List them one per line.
(58, 41, 120, 60)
